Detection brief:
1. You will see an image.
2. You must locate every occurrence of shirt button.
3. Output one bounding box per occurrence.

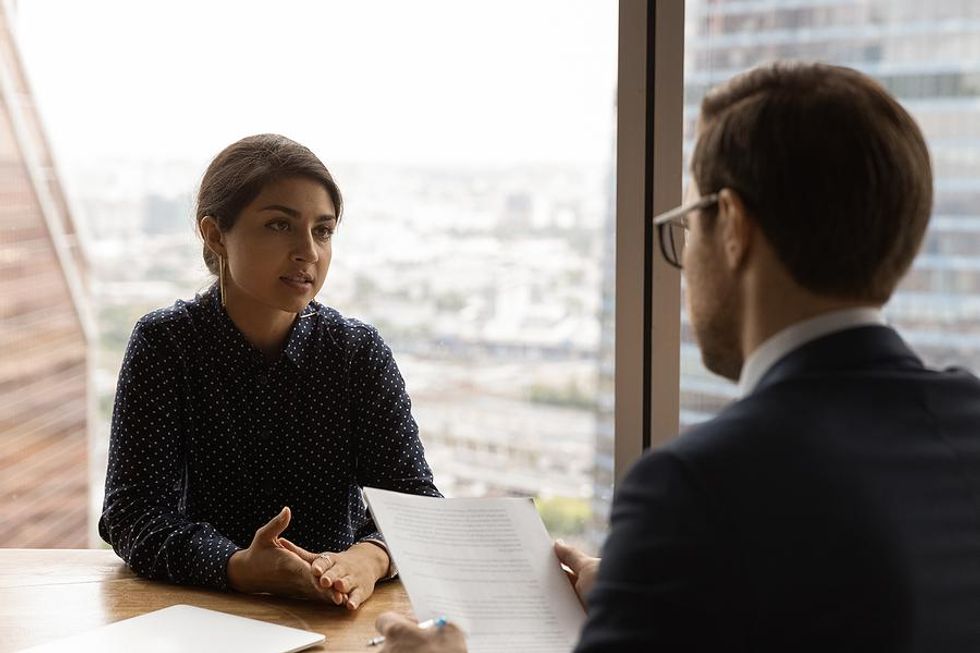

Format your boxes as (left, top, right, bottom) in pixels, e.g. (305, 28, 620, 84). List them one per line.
(262, 477, 276, 494)
(257, 431, 272, 442)
(256, 373, 269, 385)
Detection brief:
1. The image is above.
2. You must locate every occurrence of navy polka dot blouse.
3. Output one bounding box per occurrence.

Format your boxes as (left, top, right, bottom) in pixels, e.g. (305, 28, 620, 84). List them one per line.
(99, 284, 441, 589)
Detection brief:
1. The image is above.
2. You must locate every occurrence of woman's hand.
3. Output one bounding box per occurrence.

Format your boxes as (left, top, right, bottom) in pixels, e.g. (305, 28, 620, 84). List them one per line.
(277, 537, 389, 610)
(375, 612, 467, 653)
(310, 542, 389, 610)
(226, 507, 336, 602)
(554, 539, 600, 606)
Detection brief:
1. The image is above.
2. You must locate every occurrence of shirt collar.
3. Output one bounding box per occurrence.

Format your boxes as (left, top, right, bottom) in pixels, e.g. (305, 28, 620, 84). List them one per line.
(737, 307, 886, 398)
(204, 283, 318, 368)
(283, 304, 319, 367)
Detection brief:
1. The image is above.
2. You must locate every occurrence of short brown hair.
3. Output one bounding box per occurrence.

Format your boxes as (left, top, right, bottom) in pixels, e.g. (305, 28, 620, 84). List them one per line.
(692, 61, 932, 302)
(196, 134, 343, 275)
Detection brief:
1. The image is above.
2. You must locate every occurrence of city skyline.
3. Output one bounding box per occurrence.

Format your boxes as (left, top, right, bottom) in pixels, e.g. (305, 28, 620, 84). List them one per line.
(12, 0, 980, 554)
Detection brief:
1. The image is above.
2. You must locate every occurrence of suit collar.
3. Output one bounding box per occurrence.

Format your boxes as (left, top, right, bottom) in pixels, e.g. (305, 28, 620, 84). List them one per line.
(738, 308, 886, 396)
(752, 325, 924, 395)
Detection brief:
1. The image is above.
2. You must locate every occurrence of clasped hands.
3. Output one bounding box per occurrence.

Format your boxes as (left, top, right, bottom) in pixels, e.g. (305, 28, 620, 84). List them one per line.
(226, 507, 601, 653)
(227, 506, 389, 610)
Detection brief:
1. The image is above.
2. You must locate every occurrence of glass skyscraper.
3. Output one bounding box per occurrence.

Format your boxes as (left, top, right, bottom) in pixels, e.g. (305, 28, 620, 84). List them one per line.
(681, 0, 980, 426)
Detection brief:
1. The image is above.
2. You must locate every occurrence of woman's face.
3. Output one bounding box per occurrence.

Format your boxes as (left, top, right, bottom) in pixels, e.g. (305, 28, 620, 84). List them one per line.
(220, 176, 337, 316)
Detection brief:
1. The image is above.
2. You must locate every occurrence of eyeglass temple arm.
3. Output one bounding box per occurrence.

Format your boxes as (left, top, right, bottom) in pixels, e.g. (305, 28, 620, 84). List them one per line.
(652, 193, 720, 225)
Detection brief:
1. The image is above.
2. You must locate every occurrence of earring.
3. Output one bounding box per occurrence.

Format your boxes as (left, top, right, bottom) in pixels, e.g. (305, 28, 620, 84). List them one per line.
(218, 255, 227, 307)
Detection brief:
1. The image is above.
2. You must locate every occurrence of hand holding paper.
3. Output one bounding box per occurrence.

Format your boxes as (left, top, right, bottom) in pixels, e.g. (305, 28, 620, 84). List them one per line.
(363, 488, 586, 653)
(554, 539, 600, 606)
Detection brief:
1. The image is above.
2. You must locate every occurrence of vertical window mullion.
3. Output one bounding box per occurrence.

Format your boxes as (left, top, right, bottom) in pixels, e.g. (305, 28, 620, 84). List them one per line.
(615, 0, 684, 484)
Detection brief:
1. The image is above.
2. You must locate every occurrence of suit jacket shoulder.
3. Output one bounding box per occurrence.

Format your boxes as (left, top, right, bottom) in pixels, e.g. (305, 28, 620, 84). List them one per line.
(577, 326, 980, 653)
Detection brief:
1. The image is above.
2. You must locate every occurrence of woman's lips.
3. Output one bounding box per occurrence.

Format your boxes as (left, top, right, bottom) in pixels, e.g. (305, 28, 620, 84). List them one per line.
(280, 276, 313, 291)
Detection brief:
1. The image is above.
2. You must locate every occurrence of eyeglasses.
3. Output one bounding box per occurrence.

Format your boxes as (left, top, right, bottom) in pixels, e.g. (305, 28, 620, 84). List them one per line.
(652, 193, 719, 269)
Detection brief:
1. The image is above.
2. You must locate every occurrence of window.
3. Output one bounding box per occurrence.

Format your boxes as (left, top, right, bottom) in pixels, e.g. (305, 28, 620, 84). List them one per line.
(680, 0, 980, 426)
(3, 1, 617, 552)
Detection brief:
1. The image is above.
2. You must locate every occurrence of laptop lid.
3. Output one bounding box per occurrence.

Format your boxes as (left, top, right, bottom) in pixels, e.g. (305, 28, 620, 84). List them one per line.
(19, 604, 325, 653)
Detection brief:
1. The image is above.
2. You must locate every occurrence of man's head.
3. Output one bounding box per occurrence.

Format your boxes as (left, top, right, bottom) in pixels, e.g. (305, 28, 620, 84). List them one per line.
(682, 61, 933, 379)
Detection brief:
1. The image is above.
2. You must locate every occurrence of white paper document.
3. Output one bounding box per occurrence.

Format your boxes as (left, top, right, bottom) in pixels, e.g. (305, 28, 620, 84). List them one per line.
(363, 487, 586, 653)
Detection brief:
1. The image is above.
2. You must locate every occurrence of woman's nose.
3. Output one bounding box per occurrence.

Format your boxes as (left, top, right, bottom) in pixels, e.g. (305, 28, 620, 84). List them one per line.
(291, 232, 319, 262)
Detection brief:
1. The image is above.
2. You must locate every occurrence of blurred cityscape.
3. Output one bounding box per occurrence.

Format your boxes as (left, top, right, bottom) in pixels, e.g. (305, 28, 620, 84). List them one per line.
(1, 1, 616, 553)
(82, 158, 609, 549)
(7, 0, 980, 556)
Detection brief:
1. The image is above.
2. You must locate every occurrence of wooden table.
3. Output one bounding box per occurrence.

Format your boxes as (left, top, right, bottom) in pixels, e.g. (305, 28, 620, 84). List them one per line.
(0, 549, 414, 652)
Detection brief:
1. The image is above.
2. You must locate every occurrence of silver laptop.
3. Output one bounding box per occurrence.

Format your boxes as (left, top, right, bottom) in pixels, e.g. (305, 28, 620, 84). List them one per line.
(19, 604, 325, 653)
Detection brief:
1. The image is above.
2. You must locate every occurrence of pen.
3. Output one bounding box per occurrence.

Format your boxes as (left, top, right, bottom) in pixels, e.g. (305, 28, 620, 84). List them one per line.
(367, 615, 448, 647)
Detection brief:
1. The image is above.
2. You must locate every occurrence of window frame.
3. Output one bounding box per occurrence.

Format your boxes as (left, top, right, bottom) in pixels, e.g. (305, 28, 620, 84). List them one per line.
(614, 0, 685, 482)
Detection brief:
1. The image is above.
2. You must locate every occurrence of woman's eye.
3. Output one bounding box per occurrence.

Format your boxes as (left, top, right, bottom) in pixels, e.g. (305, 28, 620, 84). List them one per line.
(267, 220, 289, 232)
(314, 226, 334, 240)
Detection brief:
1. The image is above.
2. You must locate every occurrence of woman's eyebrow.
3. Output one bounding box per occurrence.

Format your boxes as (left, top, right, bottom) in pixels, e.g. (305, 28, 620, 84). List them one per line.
(259, 205, 336, 222)
(259, 204, 300, 216)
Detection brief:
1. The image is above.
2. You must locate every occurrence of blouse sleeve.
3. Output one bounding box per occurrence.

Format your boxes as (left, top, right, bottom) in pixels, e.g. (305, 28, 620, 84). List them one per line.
(98, 320, 239, 589)
(349, 327, 442, 542)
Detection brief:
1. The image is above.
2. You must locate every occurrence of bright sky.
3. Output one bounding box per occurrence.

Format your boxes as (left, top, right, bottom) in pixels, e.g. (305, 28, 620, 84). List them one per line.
(12, 0, 618, 169)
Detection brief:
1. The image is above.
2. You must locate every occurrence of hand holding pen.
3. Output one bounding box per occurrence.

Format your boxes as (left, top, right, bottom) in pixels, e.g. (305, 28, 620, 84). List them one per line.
(371, 613, 466, 651)
(367, 615, 446, 646)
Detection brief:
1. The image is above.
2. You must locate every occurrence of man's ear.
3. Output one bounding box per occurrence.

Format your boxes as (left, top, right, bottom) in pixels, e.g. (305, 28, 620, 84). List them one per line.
(199, 216, 226, 258)
(717, 188, 753, 272)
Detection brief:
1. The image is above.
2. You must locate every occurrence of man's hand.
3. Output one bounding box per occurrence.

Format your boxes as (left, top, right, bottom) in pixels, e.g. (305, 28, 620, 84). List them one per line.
(226, 507, 335, 602)
(375, 612, 467, 653)
(555, 539, 600, 606)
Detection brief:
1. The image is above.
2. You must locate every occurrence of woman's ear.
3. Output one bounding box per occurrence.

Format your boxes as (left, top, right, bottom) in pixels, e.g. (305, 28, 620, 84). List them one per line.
(199, 216, 226, 258)
(717, 189, 753, 272)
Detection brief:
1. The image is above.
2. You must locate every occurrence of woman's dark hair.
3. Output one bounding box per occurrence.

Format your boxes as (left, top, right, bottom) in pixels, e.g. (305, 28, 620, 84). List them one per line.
(692, 61, 933, 303)
(196, 133, 343, 275)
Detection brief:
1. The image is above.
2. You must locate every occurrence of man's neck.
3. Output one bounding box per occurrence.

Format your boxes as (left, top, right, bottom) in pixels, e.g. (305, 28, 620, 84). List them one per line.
(737, 305, 886, 396)
(741, 280, 876, 363)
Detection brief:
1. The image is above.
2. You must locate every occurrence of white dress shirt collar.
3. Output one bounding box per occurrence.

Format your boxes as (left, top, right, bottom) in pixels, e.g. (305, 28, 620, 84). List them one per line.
(737, 307, 886, 397)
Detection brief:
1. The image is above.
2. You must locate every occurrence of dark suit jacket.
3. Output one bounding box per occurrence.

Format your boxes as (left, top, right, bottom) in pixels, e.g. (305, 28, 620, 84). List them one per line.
(576, 326, 980, 652)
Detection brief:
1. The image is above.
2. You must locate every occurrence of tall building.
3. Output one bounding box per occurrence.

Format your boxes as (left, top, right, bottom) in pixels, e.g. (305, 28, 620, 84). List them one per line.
(0, 4, 93, 546)
(681, 0, 980, 426)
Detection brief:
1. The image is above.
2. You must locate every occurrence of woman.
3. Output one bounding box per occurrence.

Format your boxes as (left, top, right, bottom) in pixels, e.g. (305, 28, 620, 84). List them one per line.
(99, 134, 440, 610)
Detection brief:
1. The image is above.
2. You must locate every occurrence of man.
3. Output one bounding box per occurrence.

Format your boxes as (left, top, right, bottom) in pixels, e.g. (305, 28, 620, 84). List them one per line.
(373, 62, 980, 651)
